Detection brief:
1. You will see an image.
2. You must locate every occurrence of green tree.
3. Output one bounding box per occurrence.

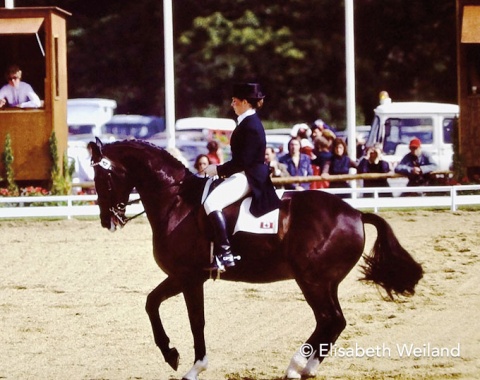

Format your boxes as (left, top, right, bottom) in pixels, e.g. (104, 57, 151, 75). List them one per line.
(25, 0, 458, 128)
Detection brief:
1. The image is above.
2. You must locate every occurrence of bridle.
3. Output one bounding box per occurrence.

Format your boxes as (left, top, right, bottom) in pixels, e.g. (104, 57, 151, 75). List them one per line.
(91, 156, 145, 226)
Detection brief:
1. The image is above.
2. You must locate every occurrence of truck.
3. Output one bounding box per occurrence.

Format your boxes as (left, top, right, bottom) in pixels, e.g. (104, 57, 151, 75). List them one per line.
(365, 101, 459, 172)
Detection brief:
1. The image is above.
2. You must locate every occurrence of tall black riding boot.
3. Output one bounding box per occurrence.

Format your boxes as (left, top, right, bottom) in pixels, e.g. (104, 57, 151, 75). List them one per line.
(205, 210, 236, 271)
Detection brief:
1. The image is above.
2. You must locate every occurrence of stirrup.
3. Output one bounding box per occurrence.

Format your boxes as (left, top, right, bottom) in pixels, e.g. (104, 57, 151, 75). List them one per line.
(204, 256, 226, 272)
(221, 253, 238, 268)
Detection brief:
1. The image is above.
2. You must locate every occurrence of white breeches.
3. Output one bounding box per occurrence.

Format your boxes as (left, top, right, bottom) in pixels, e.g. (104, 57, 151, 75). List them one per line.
(204, 172, 250, 215)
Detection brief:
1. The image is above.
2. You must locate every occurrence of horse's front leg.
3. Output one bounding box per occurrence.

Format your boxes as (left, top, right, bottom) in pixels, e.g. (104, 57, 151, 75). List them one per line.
(181, 280, 208, 380)
(145, 276, 183, 370)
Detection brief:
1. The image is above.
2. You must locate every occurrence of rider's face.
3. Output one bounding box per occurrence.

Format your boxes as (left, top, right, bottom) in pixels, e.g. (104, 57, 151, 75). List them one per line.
(231, 97, 250, 116)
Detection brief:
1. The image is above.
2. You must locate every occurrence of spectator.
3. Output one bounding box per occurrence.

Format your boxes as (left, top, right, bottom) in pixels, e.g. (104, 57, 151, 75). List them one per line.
(357, 145, 391, 197)
(310, 120, 334, 150)
(265, 146, 290, 187)
(290, 123, 313, 150)
(395, 137, 438, 191)
(310, 124, 323, 142)
(321, 129, 336, 152)
(312, 118, 333, 132)
(206, 140, 223, 165)
(323, 137, 357, 198)
(193, 154, 210, 177)
(279, 138, 313, 190)
(0, 64, 41, 108)
(310, 136, 332, 189)
(356, 133, 367, 159)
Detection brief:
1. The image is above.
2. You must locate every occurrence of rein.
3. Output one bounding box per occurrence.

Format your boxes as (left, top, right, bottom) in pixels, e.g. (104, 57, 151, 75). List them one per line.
(110, 196, 145, 226)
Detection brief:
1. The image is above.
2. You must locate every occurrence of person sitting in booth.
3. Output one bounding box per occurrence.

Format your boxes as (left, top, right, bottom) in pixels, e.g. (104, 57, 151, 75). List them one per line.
(0, 64, 41, 109)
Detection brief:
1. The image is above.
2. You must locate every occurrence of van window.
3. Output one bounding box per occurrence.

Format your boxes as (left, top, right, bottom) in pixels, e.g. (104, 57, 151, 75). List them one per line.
(383, 118, 433, 155)
(443, 118, 454, 144)
(68, 124, 97, 135)
(104, 115, 165, 139)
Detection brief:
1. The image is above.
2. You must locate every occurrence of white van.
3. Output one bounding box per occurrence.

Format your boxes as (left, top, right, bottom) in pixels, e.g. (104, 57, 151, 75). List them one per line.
(365, 102, 459, 171)
(67, 98, 117, 137)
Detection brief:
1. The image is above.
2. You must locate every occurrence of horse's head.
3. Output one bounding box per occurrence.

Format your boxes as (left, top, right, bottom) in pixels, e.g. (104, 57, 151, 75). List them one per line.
(88, 138, 134, 232)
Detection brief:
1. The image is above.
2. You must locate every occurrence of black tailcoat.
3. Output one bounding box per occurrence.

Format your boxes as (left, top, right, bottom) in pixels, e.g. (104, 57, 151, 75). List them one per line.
(217, 113, 281, 217)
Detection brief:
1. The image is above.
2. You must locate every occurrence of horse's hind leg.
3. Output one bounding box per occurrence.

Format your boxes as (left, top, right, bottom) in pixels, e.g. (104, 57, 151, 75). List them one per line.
(285, 281, 346, 379)
(145, 276, 183, 370)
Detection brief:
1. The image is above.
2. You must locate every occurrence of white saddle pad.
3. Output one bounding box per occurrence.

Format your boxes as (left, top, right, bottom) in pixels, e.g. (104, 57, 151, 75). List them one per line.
(201, 178, 283, 235)
(233, 190, 284, 235)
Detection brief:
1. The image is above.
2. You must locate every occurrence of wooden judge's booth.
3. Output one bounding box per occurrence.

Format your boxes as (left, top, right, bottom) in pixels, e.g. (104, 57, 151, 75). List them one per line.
(457, 1, 480, 178)
(0, 6, 70, 184)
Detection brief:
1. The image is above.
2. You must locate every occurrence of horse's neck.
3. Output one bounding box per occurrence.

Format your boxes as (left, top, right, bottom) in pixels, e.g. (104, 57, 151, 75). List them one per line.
(113, 144, 200, 233)
(136, 171, 197, 235)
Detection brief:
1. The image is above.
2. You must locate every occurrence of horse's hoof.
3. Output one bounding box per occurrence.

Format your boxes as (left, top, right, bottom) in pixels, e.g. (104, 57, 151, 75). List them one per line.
(165, 347, 180, 371)
(284, 368, 302, 380)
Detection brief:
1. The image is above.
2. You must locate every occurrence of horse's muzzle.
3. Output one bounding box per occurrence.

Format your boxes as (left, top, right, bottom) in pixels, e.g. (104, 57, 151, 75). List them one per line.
(100, 210, 122, 232)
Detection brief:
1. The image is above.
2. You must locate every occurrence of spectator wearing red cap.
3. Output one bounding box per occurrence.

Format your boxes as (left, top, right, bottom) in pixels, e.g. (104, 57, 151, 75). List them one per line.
(395, 137, 438, 189)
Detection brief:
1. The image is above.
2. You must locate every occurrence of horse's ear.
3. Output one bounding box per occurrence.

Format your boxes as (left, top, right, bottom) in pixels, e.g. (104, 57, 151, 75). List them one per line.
(95, 137, 103, 149)
(88, 138, 103, 161)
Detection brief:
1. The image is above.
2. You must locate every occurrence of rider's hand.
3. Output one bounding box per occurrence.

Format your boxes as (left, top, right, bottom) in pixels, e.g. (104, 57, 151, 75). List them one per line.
(204, 164, 218, 177)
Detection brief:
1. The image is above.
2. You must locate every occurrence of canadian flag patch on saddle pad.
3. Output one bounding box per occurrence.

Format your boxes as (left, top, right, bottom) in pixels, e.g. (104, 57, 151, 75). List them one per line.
(233, 190, 284, 235)
(201, 177, 283, 235)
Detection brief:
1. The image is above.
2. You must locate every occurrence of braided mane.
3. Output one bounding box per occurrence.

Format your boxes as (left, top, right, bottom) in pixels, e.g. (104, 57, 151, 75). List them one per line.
(103, 139, 191, 174)
(101, 139, 205, 206)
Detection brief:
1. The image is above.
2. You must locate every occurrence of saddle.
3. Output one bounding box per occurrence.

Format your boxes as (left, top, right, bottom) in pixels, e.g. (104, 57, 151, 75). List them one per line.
(201, 177, 283, 235)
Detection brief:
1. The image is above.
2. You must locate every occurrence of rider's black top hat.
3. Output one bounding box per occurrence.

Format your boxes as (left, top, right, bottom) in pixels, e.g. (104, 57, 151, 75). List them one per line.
(232, 83, 265, 100)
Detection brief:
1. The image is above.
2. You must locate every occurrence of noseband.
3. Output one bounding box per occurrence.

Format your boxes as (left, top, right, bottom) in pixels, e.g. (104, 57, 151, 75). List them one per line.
(91, 157, 145, 226)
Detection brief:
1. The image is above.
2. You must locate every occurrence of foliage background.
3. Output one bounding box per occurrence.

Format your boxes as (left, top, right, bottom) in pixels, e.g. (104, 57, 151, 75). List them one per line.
(24, 0, 457, 129)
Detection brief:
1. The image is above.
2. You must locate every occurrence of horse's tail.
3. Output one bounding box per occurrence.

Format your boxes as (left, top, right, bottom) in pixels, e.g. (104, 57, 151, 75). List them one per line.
(361, 212, 423, 299)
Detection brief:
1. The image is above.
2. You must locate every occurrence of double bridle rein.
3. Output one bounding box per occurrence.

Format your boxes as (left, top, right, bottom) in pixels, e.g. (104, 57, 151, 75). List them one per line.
(91, 157, 145, 226)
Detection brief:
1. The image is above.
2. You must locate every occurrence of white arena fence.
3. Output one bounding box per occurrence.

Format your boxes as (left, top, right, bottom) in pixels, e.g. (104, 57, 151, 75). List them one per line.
(1, 185, 480, 220)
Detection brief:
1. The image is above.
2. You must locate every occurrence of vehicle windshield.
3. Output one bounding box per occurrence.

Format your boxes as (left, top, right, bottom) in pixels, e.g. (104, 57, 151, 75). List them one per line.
(382, 118, 433, 155)
(104, 124, 151, 138)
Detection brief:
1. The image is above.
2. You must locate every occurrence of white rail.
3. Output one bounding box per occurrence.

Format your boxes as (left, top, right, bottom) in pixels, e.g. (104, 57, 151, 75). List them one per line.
(0, 186, 479, 220)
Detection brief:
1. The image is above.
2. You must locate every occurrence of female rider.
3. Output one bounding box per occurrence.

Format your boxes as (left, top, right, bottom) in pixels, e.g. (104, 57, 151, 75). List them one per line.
(203, 83, 281, 271)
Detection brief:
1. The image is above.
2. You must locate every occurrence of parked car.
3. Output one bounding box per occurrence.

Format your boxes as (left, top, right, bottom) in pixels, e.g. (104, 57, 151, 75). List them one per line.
(67, 139, 94, 184)
(68, 132, 116, 185)
(104, 114, 165, 140)
(265, 133, 290, 157)
(146, 135, 209, 170)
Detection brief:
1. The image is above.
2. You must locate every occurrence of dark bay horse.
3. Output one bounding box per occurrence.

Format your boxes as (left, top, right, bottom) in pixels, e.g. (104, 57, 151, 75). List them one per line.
(88, 139, 423, 380)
